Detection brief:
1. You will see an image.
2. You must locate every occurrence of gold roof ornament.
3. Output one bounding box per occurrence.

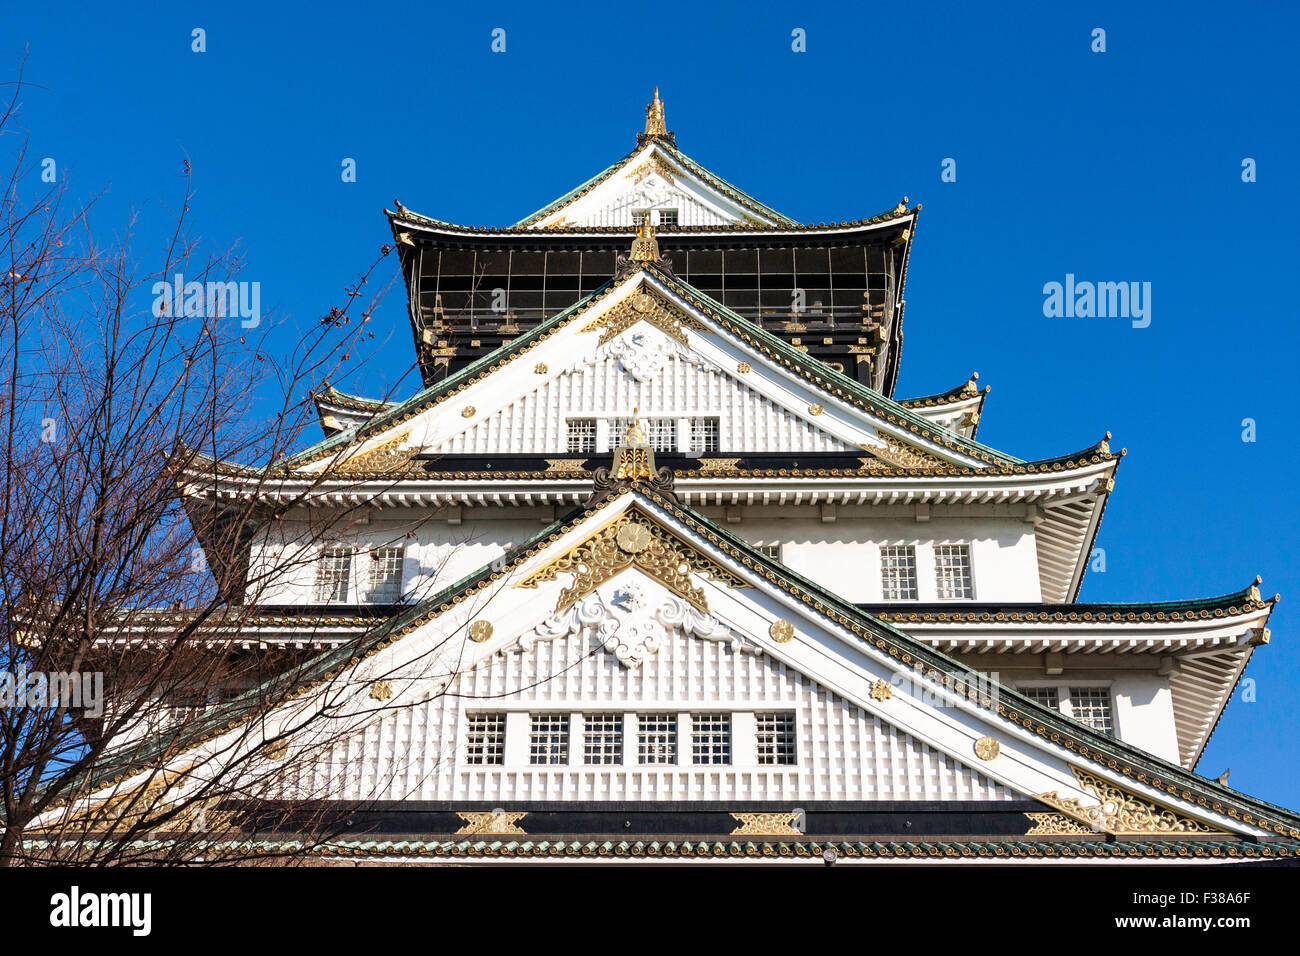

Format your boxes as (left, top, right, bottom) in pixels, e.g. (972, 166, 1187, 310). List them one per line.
(645, 86, 667, 136)
(629, 211, 660, 263)
(623, 407, 648, 446)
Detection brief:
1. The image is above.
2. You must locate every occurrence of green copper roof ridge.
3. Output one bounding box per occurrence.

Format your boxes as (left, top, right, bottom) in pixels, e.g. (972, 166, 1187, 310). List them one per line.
(897, 378, 984, 407)
(314, 385, 399, 409)
(866, 583, 1271, 615)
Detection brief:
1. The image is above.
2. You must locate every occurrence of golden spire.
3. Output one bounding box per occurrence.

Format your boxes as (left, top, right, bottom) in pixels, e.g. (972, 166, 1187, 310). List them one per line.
(644, 86, 667, 136)
(624, 408, 647, 445)
(629, 211, 660, 262)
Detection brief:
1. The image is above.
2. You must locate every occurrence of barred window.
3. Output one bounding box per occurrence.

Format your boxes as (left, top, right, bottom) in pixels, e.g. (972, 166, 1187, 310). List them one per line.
(880, 545, 917, 600)
(1021, 686, 1061, 712)
(313, 545, 352, 603)
(583, 713, 623, 765)
(529, 713, 569, 764)
(632, 210, 647, 226)
(756, 713, 797, 765)
(638, 713, 677, 764)
(934, 544, 973, 599)
(1068, 687, 1114, 735)
(464, 713, 506, 766)
(657, 209, 678, 226)
(166, 688, 207, 724)
(689, 417, 720, 453)
(567, 418, 597, 454)
(367, 545, 404, 603)
(757, 544, 782, 560)
(691, 713, 731, 765)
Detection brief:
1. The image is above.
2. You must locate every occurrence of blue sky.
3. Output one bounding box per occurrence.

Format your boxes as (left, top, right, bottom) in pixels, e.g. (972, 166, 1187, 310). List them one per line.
(6, 1, 1298, 804)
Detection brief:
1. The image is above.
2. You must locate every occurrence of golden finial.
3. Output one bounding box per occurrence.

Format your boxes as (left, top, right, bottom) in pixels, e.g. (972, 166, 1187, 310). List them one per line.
(624, 407, 648, 445)
(629, 211, 660, 262)
(645, 87, 667, 136)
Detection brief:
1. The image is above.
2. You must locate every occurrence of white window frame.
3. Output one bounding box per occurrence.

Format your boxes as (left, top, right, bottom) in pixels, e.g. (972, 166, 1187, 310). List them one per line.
(566, 417, 597, 454)
(365, 544, 405, 603)
(755, 712, 797, 766)
(933, 542, 975, 600)
(528, 713, 570, 765)
(313, 545, 354, 604)
(464, 712, 506, 766)
(879, 544, 918, 601)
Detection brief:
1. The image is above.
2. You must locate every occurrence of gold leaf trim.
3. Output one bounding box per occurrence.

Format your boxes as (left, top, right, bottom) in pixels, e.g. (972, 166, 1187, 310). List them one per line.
(1024, 812, 1098, 836)
(730, 812, 800, 836)
(577, 286, 705, 347)
(455, 811, 527, 835)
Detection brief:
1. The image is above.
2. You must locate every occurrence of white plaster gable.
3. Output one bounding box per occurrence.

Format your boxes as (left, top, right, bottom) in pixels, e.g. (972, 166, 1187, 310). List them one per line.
(434, 322, 855, 455)
(309, 573, 1018, 803)
(528, 144, 773, 229)
(306, 272, 979, 471)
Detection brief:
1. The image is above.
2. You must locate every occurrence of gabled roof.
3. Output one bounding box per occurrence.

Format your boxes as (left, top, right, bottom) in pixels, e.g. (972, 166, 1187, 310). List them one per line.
(384, 91, 916, 236)
(267, 264, 1031, 477)
(510, 138, 801, 229)
(58, 483, 1300, 843)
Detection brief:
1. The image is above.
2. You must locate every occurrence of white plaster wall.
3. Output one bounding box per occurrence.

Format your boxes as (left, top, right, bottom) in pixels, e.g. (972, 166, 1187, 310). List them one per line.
(248, 509, 1044, 606)
(1111, 673, 1182, 765)
(735, 514, 1042, 603)
(248, 513, 547, 606)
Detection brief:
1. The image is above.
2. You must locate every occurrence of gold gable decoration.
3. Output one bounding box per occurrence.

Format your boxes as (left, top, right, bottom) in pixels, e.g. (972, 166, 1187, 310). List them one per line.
(626, 153, 677, 185)
(333, 431, 420, 475)
(516, 511, 747, 612)
(578, 286, 705, 347)
(858, 436, 945, 470)
(1034, 766, 1224, 836)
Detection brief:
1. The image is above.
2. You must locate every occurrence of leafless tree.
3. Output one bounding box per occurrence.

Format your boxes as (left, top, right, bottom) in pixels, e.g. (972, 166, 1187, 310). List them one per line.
(0, 58, 531, 865)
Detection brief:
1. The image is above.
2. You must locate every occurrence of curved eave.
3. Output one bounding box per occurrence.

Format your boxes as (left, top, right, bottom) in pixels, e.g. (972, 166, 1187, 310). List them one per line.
(313, 387, 400, 437)
(899, 377, 988, 439)
(388, 208, 916, 240)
